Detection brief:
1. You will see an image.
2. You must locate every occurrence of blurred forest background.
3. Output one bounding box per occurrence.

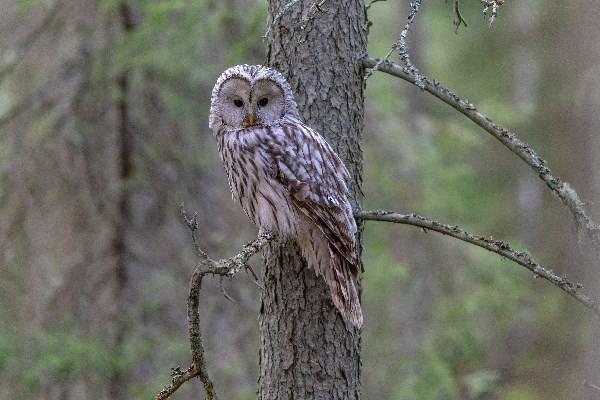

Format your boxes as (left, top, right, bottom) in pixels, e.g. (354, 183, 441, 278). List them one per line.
(1, 0, 600, 399)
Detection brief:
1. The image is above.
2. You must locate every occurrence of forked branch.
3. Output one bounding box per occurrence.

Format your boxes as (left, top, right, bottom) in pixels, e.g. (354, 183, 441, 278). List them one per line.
(155, 209, 275, 400)
(357, 210, 600, 319)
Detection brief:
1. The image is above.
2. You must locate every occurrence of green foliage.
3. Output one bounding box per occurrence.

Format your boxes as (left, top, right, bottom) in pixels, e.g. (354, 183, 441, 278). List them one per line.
(0, 333, 18, 372)
(391, 345, 459, 399)
(17, 0, 52, 13)
(504, 385, 539, 400)
(0, 330, 123, 392)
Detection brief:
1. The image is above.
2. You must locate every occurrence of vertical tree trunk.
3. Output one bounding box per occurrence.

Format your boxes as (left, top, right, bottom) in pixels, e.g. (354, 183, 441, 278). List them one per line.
(110, 3, 135, 399)
(260, 1, 367, 399)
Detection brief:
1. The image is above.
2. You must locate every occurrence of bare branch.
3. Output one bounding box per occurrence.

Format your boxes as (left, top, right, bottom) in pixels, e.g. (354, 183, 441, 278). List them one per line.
(357, 210, 600, 319)
(452, 0, 468, 33)
(180, 206, 208, 259)
(155, 365, 202, 400)
(361, 57, 600, 251)
(155, 211, 276, 400)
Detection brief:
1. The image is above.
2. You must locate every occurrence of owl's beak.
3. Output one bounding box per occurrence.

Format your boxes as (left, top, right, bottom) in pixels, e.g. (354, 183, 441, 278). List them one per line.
(247, 112, 256, 127)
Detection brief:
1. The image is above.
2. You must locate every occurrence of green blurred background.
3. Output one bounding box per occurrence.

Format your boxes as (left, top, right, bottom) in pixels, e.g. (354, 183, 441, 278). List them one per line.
(1, 1, 599, 399)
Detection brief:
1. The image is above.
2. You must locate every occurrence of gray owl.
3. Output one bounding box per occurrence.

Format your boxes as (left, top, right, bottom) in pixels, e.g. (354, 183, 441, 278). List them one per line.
(209, 65, 362, 328)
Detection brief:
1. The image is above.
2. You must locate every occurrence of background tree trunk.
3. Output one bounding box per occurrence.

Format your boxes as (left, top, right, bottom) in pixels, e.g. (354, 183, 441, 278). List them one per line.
(259, 1, 367, 399)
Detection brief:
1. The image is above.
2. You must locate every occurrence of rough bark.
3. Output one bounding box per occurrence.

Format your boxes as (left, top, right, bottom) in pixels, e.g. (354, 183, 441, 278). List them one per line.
(260, 1, 368, 399)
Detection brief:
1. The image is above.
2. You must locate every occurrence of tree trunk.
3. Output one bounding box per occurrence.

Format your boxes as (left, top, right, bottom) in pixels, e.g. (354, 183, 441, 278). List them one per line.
(109, 3, 135, 399)
(259, 1, 368, 399)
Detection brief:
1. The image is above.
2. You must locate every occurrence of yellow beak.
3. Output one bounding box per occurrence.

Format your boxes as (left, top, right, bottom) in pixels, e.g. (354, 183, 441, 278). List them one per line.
(248, 112, 255, 127)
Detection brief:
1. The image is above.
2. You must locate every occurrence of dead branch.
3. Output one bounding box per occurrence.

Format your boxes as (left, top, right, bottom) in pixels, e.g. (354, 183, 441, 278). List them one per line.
(361, 57, 600, 251)
(357, 210, 600, 319)
(155, 209, 275, 400)
(452, 0, 468, 33)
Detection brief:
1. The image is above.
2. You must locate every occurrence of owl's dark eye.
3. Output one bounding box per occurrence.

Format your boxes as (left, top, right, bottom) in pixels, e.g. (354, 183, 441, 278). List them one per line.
(258, 98, 269, 107)
(234, 99, 244, 107)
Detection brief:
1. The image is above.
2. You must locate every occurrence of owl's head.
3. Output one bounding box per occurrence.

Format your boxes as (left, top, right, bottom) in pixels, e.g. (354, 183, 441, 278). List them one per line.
(209, 65, 299, 132)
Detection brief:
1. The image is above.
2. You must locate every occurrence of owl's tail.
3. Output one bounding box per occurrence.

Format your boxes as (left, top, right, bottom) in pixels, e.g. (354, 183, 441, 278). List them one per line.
(299, 225, 363, 328)
(326, 249, 363, 328)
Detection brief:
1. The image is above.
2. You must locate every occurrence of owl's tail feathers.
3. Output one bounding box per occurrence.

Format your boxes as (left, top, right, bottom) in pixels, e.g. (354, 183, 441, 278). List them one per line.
(327, 252, 363, 328)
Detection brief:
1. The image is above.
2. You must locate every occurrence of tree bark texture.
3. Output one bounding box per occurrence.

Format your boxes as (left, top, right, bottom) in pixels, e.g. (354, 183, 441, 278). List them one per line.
(260, 1, 368, 399)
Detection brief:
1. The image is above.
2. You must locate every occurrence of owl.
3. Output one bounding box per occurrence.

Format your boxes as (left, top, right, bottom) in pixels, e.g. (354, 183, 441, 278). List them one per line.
(209, 65, 362, 328)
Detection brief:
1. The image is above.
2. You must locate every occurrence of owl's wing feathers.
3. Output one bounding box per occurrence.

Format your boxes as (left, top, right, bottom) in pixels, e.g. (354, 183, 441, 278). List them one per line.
(264, 122, 359, 276)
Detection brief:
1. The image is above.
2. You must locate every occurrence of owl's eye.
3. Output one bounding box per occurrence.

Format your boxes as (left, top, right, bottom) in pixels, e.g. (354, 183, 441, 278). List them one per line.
(233, 99, 244, 107)
(258, 98, 269, 107)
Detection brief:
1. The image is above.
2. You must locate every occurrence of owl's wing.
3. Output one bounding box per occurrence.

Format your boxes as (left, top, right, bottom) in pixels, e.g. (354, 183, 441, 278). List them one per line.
(263, 122, 358, 272)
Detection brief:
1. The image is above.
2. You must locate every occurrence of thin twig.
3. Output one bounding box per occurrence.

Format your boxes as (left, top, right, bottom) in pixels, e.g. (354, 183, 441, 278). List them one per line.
(452, 0, 468, 33)
(180, 205, 208, 259)
(361, 57, 600, 251)
(357, 210, 600, 319)
(219, 276, 235, 303)
(155, 211, 275, 400)
(245, 264, 265, 290)
(263, 0, 301, 39)
(364, 0, 423, 85)
(366, 0, 387, 11)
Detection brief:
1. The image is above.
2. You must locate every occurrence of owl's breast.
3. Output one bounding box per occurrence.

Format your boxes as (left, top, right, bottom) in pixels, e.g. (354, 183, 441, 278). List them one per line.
(219, 129, 298, 236)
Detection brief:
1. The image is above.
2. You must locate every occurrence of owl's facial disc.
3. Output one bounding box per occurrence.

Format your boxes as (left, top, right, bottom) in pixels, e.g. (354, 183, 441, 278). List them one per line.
(217, 77, 286, 129)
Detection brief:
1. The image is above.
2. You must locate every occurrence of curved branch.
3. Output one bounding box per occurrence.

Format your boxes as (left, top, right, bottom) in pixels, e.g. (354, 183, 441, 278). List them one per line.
(357, 210, 600, 319)
(155, 209, 276, 400)
(361, 57, 600, 250)
(155, 364, 202, 400)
